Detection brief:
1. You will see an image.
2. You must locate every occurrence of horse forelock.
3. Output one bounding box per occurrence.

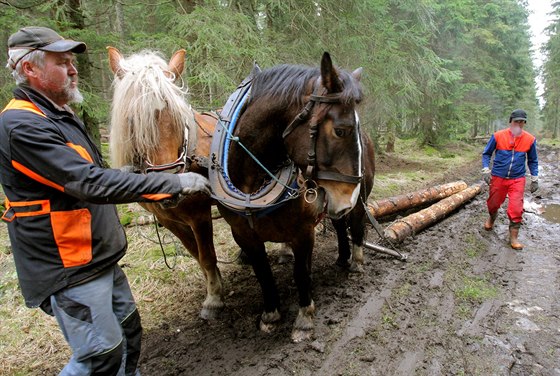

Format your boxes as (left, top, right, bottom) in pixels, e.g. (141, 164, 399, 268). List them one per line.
(109, 51, 196, 167)
(337, 69, 363, 105)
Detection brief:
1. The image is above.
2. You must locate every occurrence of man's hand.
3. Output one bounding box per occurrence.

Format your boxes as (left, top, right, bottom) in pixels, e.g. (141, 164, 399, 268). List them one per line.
(178, 172, 211, 196)
(160, 173, 211, 208)
(482, 167, 491, 185)
(530, 176, 539, 193)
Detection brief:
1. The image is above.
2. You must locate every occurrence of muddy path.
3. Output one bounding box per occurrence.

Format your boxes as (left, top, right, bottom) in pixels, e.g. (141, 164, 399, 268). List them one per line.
(139, 145, 560, 376)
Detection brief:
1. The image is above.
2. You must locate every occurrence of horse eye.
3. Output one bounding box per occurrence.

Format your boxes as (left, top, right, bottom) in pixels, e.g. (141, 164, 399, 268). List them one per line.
(334, 128, 352, 138)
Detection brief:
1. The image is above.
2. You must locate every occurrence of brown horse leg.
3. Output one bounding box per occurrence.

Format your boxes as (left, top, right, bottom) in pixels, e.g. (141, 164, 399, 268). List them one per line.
(160, 219, 224, 320)
(332, 217, 351, 268)
(290, 231, 315, 343)
(231, 232, 281, 331)
(347, 203, 367, 273)
(190, 218, 224, 319)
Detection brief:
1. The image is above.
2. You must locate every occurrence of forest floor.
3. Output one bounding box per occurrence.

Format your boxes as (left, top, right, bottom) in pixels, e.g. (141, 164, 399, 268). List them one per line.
(1, 140, 559, 375)
(136, 143, 560, 376)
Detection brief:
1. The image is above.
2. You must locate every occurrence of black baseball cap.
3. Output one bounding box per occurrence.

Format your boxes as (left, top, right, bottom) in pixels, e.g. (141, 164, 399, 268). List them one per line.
(8, 26, 86, 53)
(510, 109, 527, 122)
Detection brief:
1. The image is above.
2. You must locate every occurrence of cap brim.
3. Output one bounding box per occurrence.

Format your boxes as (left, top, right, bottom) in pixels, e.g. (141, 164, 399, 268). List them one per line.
(512, 117, 527, 121)
(40, 40, 86, 53)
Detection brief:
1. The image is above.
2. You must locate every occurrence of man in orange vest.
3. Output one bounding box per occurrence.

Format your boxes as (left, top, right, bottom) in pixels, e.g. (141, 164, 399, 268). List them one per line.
(0, 26, 210, 375)
(482, 109, 539, 250)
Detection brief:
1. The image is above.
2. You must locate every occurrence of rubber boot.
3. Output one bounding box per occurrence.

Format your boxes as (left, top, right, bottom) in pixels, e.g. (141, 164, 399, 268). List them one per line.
(484, 212, 497, 231)
(509, 222, 523, 250)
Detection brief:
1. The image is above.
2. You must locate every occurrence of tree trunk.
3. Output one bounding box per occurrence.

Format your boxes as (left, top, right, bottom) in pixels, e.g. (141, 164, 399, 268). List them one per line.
(64, 0, 101, 146)
(368, 181, 468, 219)
(383, 183, 482, 243)
(554, 96, 559, 139)
(385, 120, 396, 152)
(114, 0, 126, 41)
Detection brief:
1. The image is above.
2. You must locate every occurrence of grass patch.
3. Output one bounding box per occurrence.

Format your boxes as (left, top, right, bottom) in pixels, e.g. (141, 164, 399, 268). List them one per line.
(455, 276, 498, 303)
(463, 233, 484, 258)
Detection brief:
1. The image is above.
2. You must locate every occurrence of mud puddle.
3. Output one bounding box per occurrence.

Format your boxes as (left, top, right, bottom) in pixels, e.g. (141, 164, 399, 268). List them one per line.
(541, 203, 560, 223)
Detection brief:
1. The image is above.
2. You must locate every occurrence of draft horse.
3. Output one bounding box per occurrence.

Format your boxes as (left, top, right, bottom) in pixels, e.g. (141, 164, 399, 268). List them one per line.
(107, 47, 224, 319)
(212, 52, 363, 341)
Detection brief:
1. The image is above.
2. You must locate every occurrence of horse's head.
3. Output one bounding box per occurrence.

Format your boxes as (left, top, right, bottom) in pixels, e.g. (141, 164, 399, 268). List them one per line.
(284, 53, 364, 219)
(107, 47, 197, 173)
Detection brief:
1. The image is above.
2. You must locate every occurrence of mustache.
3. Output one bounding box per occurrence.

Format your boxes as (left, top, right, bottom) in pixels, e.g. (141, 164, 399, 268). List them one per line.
(64, 77, 78, 87)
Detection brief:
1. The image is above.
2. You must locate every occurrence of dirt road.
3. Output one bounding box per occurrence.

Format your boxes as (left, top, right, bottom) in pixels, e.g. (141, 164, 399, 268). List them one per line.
(139, 145, 560, 376)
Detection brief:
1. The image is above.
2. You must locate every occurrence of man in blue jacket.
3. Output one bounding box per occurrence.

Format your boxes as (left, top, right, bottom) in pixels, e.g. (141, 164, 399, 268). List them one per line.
(1, 26, 210, 375)
(482, 109, 539, 250)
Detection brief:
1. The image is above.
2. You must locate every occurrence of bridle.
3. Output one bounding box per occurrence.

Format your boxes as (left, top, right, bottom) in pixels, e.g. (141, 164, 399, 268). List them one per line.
(282, 77, 363, 187)
(135, 129, 190, 174)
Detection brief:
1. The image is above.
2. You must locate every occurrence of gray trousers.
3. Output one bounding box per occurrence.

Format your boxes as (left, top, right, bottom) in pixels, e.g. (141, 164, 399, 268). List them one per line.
(49, 264, 142, 376)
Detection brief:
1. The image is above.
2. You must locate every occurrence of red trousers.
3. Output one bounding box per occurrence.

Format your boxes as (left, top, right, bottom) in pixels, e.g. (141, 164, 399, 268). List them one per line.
(487, 176, 525, 223)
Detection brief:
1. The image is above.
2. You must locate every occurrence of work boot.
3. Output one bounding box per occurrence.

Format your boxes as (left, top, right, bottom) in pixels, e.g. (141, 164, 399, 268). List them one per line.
(484, 213, 497, 231)
(509, 222, 523, 250)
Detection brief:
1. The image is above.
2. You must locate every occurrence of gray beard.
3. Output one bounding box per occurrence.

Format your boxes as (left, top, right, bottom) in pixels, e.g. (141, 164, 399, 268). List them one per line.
(67, 87, 84, 104)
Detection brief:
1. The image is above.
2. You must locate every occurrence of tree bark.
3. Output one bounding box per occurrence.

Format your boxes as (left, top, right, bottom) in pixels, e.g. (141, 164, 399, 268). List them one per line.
(383, 183, 482, 243)
(64, 0, 101, 146)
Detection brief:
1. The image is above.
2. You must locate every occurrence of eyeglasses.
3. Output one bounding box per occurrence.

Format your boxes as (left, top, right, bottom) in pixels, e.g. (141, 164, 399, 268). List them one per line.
(513, 120, 526, 124)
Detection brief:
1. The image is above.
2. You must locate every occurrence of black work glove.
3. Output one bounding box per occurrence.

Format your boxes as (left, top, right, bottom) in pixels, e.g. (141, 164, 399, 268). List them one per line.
(482, 168, 491, 185)
(530, 180, 539, 193)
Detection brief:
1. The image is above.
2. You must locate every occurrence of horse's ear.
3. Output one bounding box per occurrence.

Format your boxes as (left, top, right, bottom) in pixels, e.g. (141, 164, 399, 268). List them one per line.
(320, 52, 342, 93)
(168, 49, 186, 79)
(107, 46, 124, 78)
(352, 67, 363, 82)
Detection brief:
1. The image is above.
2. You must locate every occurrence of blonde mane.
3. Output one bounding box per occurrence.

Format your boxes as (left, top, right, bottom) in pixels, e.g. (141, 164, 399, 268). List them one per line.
(109, 50, 197, 168)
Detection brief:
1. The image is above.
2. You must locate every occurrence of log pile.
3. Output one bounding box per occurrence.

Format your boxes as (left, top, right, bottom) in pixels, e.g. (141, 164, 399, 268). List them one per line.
(368, 181, 468, 219)
(367, 182, 482, 244)
(382, 184, 482, 243)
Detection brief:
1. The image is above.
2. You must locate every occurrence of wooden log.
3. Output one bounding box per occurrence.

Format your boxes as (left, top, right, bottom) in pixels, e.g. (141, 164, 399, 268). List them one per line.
(368, 181, 468, 218)
(383, 183, 482, 243)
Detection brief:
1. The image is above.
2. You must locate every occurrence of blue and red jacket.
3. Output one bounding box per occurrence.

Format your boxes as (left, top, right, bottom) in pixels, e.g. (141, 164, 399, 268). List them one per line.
(482, 128, 538, 179)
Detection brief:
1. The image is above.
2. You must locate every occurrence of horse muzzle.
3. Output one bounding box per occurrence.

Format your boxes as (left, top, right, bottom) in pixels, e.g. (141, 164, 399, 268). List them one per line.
(322, 181, 361, 219)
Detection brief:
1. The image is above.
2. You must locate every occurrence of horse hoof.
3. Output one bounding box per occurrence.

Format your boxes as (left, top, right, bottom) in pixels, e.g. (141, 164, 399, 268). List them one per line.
(349, 262, 364, 273)
(291, 328, 312, 343)
(200, 306, 223, 320)
(259, 309, 281, 333)
(259, 320, 276, 333)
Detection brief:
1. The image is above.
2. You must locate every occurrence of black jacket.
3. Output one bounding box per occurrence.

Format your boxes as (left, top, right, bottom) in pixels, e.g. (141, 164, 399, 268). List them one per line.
(0, 86, 183, 307)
